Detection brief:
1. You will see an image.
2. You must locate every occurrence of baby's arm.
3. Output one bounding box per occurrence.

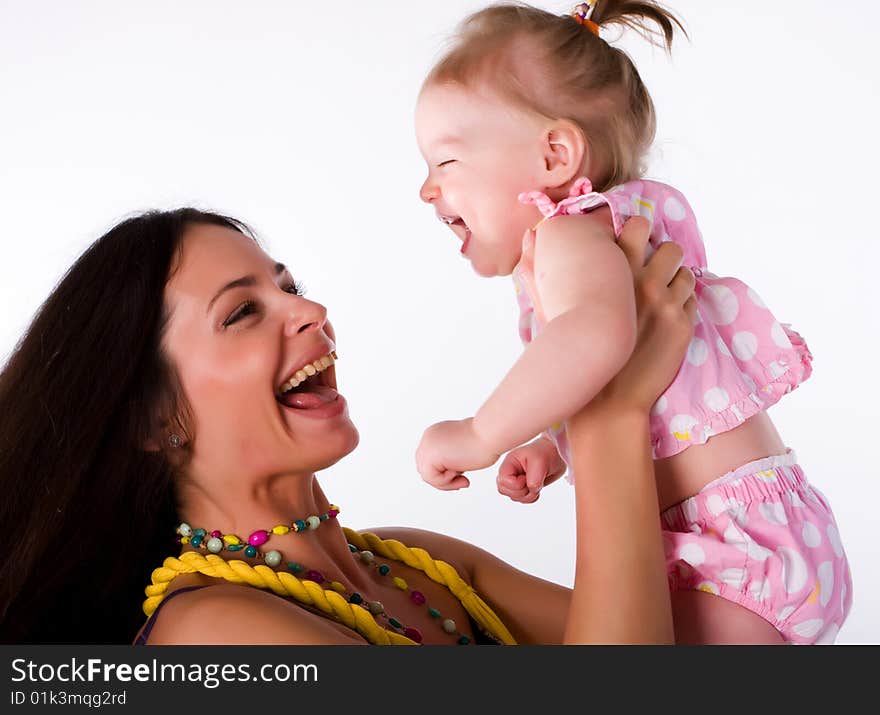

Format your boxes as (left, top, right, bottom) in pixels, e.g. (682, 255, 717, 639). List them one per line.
(473, 211, 637, 455)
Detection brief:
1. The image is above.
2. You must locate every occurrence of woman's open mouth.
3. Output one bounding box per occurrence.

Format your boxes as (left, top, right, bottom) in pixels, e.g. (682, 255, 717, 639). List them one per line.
(276, 351, 341, 413)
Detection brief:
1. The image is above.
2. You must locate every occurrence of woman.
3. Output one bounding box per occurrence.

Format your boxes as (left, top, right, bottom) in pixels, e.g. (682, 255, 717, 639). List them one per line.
(0, 208, 694, 644)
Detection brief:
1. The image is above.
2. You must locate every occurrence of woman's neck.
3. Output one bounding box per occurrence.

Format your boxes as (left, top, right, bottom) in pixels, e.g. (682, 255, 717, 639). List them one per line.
(175, 470, 374, 593)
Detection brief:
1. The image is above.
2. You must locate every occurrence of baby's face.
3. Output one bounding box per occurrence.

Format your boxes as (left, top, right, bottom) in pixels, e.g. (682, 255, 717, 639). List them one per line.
(415, 82, 546, 277)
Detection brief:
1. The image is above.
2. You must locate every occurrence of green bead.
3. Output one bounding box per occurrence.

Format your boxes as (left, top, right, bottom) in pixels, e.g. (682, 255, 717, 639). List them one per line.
(227, 544, 244, 552)
(428, 608, 441, 618)
(319, 514, 329, 521)
(193, 528, 207, 538)
(190, 534, 203, 547)
(244, 545, 257, 558)
(294, 520, 306, 532)
(347, 543, 358, 552)
(287, 562, 304, 573)
(457, 636, 470, 645)
(388, 617, 402, 629)
(349, 593, 363, 605)
(378, 564, 390, 576)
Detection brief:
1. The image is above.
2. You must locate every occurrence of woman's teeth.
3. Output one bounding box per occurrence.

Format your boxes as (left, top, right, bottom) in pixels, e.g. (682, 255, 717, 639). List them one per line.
(279, 351, 337, 394)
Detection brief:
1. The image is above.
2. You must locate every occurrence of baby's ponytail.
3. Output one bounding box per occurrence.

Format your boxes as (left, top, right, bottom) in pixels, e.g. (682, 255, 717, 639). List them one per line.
(591, 1, 685, 51)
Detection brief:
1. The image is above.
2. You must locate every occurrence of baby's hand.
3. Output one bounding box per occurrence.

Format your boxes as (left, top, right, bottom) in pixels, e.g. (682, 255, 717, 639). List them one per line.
(496, 436, 566, 504)
(416, 418, 500, 491)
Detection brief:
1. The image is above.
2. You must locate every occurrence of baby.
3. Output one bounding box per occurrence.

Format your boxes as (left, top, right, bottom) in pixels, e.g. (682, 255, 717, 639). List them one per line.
(413, 1, 851, 643)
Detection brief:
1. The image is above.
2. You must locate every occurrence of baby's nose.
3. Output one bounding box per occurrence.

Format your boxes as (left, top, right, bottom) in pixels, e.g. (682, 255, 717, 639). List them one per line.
(420, 178, 439, 204)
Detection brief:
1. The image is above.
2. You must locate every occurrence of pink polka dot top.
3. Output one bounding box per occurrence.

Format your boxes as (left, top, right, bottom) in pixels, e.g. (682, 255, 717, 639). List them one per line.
(513, 177, 813, 462)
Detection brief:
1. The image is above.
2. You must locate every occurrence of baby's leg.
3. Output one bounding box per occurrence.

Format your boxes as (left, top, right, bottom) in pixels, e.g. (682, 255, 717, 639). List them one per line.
(671, 590, 785, 644)
(661, 452, 852, 645)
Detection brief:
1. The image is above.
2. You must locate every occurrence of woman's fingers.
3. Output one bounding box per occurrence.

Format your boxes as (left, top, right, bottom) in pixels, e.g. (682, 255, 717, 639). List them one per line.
(683, 295, 698, 323)
(644, 241, 684, 286)
(668, 262, 696, 303)
(617, 216, 652, 273)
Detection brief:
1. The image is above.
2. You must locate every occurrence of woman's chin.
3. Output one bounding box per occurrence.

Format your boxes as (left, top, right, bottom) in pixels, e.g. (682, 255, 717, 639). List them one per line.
(320, 428, 360, 470)
(289, 424, 360, 474)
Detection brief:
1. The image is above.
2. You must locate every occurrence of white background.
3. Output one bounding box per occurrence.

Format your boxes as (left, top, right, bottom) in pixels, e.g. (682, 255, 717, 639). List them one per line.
(1, 1, 878, 643)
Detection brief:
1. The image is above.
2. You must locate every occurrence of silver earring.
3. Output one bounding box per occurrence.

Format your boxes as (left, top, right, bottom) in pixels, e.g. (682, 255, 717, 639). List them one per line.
(168, 434, 183, 448)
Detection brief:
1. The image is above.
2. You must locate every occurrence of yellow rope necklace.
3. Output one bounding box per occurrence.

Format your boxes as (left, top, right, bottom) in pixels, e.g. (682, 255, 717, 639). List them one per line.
(143, 527, 517, 646)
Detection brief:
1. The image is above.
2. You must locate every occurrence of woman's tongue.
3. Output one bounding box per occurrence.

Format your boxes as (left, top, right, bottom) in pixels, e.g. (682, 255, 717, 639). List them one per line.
(279, 383, 338, 409)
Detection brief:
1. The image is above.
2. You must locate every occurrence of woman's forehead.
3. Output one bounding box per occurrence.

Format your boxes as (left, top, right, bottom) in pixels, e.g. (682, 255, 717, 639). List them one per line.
(171, 224, 276, 287)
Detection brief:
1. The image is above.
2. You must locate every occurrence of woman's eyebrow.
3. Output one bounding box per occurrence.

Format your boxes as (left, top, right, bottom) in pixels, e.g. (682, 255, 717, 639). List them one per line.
(206, 263, 287, 314)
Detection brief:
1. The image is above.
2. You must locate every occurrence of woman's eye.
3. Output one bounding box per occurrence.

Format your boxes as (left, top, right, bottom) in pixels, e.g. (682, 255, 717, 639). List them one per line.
(437, 159, 456, 168)
(284, 281, 306, 296)
(222, 301, 257, 327)
(221, 282, 305, 328)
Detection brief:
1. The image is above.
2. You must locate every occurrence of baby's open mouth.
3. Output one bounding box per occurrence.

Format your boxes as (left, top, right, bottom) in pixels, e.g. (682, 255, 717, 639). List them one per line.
(438, 215, 472, 254)
(277, 351, 338, 409)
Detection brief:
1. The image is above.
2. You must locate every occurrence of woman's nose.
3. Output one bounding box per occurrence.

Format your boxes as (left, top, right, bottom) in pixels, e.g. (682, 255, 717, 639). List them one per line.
(420, 176, 439, 204)
(284, 298, 327, 337)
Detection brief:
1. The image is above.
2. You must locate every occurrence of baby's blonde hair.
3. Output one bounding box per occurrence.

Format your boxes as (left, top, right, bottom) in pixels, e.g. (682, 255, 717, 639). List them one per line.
(425, 1, 685, 191)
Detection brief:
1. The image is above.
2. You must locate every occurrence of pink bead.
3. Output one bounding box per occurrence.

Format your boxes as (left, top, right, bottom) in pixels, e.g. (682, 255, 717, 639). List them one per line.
(328, 509, 339, 518)
(248, 530, 269, 546)
(410, 590, 426, 605)
(305, 570, 325, 584)
(403, 627, 423, 643)
(211, 530, 222, 538)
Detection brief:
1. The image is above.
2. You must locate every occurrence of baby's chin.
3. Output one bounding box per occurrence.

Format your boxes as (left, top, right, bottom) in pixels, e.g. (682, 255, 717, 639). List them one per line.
(470, 260, 516, 278)
(466, 237, 521, 277)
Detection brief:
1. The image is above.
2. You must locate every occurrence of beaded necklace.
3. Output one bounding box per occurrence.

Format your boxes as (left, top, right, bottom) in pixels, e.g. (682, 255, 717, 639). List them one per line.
(176, 505, 340, 566)
(176, 506, 473, 645)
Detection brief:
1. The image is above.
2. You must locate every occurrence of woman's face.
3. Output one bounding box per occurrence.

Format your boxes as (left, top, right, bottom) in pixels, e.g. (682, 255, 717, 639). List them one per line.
(162, 224, 358, 480)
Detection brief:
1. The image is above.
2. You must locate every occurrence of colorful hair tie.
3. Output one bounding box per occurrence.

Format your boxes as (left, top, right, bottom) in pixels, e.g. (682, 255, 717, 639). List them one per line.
(571, 1, 600, 36)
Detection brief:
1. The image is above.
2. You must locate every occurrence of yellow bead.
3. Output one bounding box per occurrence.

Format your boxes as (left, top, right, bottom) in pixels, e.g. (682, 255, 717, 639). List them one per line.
(272, 525, 290, 535)
(330, 581, 346, 594)
(181, 536, 190, 544)
(223, 535, 241, 545)
(392, 577, 408, 590)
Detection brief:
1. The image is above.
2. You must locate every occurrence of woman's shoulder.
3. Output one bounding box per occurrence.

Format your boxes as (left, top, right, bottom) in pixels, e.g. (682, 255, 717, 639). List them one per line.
(142, 575, 366, 645)
(362, 526, 480, 580)
(364, 526, 570, 645)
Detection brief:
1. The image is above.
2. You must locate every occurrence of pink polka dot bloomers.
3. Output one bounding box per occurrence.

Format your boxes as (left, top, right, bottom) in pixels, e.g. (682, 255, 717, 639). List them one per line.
(514, 178, 852, 642)
(662, 452, 851, 644)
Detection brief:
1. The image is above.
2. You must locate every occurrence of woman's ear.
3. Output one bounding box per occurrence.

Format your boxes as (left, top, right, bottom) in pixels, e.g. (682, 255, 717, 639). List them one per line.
(541, 119, 587, 188)
(142, 417, 187, 454)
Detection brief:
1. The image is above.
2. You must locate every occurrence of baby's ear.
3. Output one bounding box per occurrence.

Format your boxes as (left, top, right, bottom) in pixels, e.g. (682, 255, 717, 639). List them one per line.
(541, 119, 587, 188)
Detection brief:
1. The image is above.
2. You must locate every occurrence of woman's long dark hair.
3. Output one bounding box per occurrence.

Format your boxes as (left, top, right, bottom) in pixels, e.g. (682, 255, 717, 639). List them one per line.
(0, 208, 252, 642)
